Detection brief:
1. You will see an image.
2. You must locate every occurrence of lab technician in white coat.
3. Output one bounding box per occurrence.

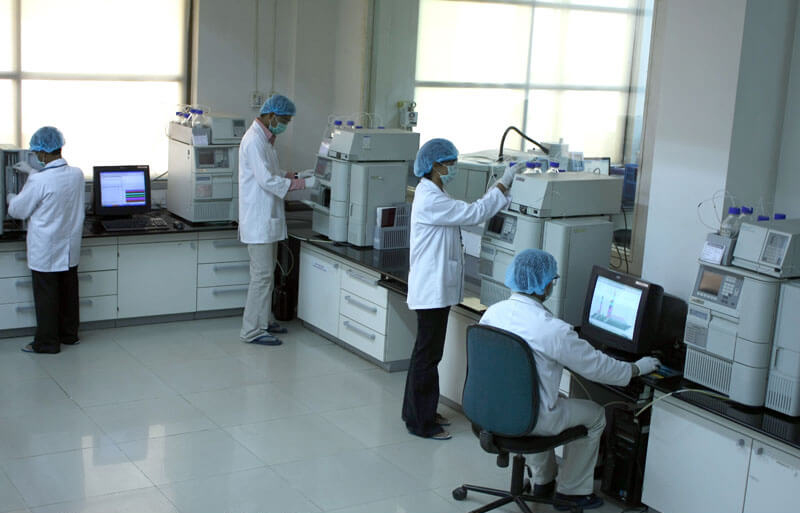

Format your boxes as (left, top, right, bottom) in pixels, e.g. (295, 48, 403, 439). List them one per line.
(402, 138, 524, 440)
(238, 94, 314, 346)
(480, 249, 660, 510)
(7, 126, 85, 354)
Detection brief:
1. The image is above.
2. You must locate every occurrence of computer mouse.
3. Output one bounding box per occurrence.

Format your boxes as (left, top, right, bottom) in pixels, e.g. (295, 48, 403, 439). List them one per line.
(173, 221, 184, 230)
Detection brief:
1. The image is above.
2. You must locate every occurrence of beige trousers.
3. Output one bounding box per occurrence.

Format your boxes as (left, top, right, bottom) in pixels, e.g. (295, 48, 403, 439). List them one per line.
(240, 242, 277, 341)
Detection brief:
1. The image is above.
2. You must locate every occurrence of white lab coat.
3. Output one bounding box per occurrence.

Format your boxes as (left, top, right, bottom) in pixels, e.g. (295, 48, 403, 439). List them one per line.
(7, 159, 85, 272)
(407, 179, 509, 310)
(238, 120, 291, 244)
(479, 293, 633, 432)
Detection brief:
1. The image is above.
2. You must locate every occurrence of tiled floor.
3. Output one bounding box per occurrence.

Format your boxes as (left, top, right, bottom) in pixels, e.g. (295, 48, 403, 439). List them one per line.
(0, 317, 634, 513)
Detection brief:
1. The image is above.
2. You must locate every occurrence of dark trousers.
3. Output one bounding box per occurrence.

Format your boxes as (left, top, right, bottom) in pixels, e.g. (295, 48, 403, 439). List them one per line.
(31, 266, 80, 353)
(402, 306, 451, 437)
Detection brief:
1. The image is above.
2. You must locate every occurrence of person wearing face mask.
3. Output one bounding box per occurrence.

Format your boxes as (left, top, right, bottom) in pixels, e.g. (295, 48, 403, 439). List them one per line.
(479, 249, 660, 510)
(7, 126, 85, 354)
(402, 138, 524, 440)
(238, 94, 314, 346)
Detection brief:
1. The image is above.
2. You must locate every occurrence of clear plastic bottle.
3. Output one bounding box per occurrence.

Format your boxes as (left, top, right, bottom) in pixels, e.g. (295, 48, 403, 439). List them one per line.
(175, 111, 184, 124)
(719, 207, 742, 237)
(525, 161, 536, 173)
(192, 109, 209, 128)
(345, 120, 355, 129)
(546, 161, 560, 175)
(531, 162, 543, 174)
(333, 120, 343, 130)
(180, 112, 192, 126)
(739, 206, 754, 226)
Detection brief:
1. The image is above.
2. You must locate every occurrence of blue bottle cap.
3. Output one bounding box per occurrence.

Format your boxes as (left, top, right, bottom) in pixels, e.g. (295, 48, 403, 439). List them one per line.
(728, 207, 741, 215)
(774, 213, 786, 220)
(533, 162, 541, 168)
(346, 120, 355, 126)
(377, 126, 385, 129)
(526, 161, 536, 168)
(549, 161, 560, 168)
(333, 120, 342, 126)
(355, 125, 363, 129)
(757, 215, 770, 221)
(741, 206, 753, 214)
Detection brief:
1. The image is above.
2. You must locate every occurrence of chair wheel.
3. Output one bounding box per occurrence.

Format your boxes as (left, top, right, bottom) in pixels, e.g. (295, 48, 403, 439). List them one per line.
(452, 487, 467, 501)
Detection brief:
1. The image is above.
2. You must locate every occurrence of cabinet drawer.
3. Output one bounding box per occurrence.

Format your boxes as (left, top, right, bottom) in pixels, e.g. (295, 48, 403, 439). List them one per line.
(198, 239, 249, 264)
(79, 295, 117, 322)
(197, 285, 248, 311)
(79, 245, 118, 271)
(79, 270, 117, 297)
(338, 315, 385, 361)
(0, 276, 33, 304)
(339, 290, 387, 334)
(197, 262, 250, 287)
(0, 302, 36, 329)
(341, 265, 387, 308)
(0, 250, 29, 278)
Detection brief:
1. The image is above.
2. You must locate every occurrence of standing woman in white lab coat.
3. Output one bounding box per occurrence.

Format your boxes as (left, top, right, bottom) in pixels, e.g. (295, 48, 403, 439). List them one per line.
(402, 138, 523, 439)
(238, 94, 315, 346)
(7, 127, 85, 354)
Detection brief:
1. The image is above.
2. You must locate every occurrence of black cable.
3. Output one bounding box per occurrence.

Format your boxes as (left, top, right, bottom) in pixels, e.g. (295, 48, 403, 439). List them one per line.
(621, 205, 630, 273)
(497, 126, 549, 162)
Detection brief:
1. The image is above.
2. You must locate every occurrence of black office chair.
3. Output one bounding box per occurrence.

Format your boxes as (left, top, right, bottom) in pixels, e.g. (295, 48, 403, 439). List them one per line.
(453, 324, 588, 513)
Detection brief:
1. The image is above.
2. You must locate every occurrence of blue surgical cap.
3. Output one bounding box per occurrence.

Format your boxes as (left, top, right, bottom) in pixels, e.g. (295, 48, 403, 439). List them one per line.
(505, 249, 558, 296)
(413, 138, 458, 177)
(29, 126, 65, 153)
(260, 94, 296, 116)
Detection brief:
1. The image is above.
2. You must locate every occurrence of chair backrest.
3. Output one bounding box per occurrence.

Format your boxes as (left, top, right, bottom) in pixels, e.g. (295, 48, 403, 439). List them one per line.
(462, 324, 540, 437)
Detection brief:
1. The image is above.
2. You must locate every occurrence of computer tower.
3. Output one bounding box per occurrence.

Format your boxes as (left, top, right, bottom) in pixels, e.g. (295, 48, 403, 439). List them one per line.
(600, 405, 650, 506)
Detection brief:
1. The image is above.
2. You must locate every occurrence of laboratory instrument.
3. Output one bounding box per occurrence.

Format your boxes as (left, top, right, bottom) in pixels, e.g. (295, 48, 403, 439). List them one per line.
(765, 280, 800, 416)
(479, 172, 623, 325)
(683, 262, 781, 407)
(373, 203, 411, 250)
(1, 145, 36, 235)
(732, 218, 800, 278)
(306, 127, 419, 246)
(167, 114, 245, 223)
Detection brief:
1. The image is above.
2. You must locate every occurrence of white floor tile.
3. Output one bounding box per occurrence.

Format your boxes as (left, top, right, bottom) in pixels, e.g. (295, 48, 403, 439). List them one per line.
(232, 343, 369, 382)
(119, 337, 229, 367)
(321, 402, 418, 448)
(271, 371, 397, 413)
(0, 469, 26, 513)
(272, 448, 425, 511)
(29, 487, 178, 513)
(56, 366, 175, 408)
(117, 429, 263, 485)
(0, 353, 49, 385)
(158, 467, 321, 513)
(0, 378, 70, 419)
(147, 357, 269, 394)
(226, 414, 364, 465)
(184, 382, 310, 427)
(2, 445, 151, 508)
(328, 490, 463, 513)
(84, 396, 216, 443)
(0, 403, 113, 460)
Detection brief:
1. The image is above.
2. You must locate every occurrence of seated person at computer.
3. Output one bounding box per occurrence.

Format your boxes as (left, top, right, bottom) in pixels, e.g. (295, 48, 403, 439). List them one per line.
(7, 126, 85, 354)
(479, 249, 659, 511)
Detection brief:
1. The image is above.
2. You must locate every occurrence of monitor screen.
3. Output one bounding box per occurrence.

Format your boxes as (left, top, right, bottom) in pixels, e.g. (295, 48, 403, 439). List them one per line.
(93, 165, 150, 216)
(698, 269, 724, 295)
(587, 276, 643, 341)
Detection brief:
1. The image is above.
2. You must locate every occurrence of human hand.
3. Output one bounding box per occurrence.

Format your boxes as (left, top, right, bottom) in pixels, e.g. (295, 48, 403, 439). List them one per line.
(13, 161, 36, 175)
(634, 356, 660, 376)
(298, 169, 315, 179)
(499, 161, 524, 188)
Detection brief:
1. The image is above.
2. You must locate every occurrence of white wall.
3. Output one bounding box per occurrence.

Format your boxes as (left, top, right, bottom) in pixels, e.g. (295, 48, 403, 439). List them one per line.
(775, 8, 800, 217)
(640, 0, 748, 299)
(192, 0, 370, 171)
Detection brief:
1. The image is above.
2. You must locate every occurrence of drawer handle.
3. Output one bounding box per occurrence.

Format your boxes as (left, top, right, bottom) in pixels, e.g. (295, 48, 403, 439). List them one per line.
(212, 240, 242, 248)
(755, 447, 764, 456)
(343, 320, 376, 340)
(344, 295, 377, 314)
(80, 299, 94, 306)
(80, 248, 92, 256)
(212, 287, 248, 296)
(213, 263, 249, 272)
(737, 439, 746, 448)
(14, 252, 26, 262)
(78, 274, 93, 282)
(15, 279, 32, 287)
(346, 269, 377, 286)
(15, 304, 35, 312)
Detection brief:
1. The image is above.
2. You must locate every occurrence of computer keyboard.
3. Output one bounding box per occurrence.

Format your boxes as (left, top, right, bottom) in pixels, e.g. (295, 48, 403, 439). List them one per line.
(101, 216, 169, 232)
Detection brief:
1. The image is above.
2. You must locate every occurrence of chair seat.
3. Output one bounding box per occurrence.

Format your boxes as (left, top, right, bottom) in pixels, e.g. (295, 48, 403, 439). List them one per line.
(472, 424, 589, 454)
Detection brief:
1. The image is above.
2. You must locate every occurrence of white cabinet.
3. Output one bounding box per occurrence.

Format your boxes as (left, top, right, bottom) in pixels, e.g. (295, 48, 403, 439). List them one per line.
(196, 232, 249, 311)
(298, 247, 341, 336)
(118, 238, 198, 318)
(642, 396, 800, 513)
(743, 441, 800, 513)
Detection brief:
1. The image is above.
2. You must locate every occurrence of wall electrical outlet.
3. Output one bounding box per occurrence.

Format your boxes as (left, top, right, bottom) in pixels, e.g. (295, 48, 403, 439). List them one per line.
(250, 91, 266, 109)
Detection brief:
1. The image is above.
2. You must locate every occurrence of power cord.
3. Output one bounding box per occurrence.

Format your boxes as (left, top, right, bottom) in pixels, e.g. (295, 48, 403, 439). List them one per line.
(634, 388, 732, 418)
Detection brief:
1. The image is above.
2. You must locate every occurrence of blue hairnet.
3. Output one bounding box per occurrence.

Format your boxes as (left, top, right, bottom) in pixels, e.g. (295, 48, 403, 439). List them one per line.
(260, 94, 296, 116)
(29, 126, 65, 153)
(505, 249, 558, 296)
(413, 138, 458, 177)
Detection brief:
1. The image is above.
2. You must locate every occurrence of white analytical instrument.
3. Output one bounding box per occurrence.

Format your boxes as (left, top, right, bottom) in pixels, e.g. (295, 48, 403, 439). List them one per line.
(684, 262, 781, 407)
(307, 127, 419, 247)
(732, 219, 800, 278)
(479, 172, 623, 325)
(1, 145, 37, 235)
(765, 280, 800, 415)
(167, 114, 245, 223)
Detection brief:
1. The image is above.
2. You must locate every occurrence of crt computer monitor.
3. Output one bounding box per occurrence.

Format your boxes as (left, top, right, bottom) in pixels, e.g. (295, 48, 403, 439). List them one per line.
(93, 165, 151, 217)
(580, 265, 664, 357)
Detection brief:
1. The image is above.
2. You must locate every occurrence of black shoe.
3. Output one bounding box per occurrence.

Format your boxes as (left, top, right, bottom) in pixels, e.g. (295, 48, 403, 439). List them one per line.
(553, 492, 604, 511)
(435, 413, 451, 426)
(531, 480, 555, 498)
